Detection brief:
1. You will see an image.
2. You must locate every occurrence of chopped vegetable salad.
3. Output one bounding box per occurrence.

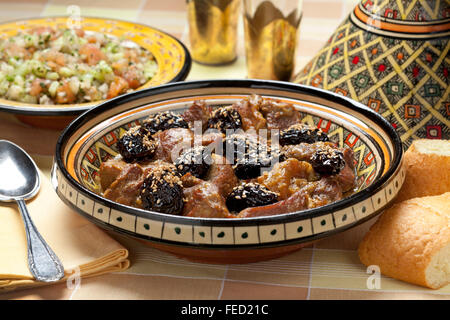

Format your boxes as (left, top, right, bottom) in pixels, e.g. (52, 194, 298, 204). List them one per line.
(0, 27, 157, 105)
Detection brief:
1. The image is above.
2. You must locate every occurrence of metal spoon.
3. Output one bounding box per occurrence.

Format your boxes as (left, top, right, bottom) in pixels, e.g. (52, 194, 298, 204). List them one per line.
(0, 140, 64, 282)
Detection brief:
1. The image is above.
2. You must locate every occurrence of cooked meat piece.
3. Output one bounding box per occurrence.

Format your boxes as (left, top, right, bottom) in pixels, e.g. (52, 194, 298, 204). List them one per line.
(99, 158, 129, 191)
(257, 158, 318, 200)
(238, 189, 309, 218)
(231, 95, 267, 131)
(153, 128, 194, 162)
(281, 142, 356, 192)
(308, 176, 343, 208)
(239, 176, 343, 218)
(182, 100, 212, 130)
(336, 148, 357, 192)
(103, 163, 145, 208)
(183, 181, 235, 218)
(201, 131, 224, 149)
(180, 172, 204, 187)
(259, 98, 302, 130)
(206, 154, 239, 197)
(101, 159, 177, 208)
(281, 141, 337, 162)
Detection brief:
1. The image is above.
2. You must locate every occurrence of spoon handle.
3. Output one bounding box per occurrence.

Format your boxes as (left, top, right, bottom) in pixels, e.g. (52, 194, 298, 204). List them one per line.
(17, 199, 65, 282)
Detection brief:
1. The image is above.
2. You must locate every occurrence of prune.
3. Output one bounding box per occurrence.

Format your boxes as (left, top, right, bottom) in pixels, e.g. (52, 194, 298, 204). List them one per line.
(233, 154, 270, 179)
(233, 146, 283, 180)
(117, 126, 157, 162)
(140, 166, 184, 215)
(143, 111, 189, 135)
(226, 182, 279, 213)
(174, 146, 212, 179)
(279, 123, 329, 146)
(310, 146, 345, 175)
(207, 106, 242, 133)
(223, 133, 258, 163)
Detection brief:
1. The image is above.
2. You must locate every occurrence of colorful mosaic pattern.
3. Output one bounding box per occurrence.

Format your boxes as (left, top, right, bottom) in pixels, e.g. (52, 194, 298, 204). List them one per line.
(358, 0, 450, 22)
(293, 0, 450, 149)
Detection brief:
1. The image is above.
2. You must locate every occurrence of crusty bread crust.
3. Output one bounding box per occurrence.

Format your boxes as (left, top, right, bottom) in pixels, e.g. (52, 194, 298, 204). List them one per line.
(396, 139, 450, 203)
(358, 192, 450, 289)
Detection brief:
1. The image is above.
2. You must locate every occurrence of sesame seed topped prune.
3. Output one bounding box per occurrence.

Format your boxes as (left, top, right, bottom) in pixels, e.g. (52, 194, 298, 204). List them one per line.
(279, 123, 329, 146)
(233, 152, 272, 180)
(232, 143, 283, 180)
(226, 182, 279, 213)
(310, 146, 345, 175)
(207, 106, 242, 133)
(140, 165, 184, 215)
(174, 146, 212, 179)
(143, 111, 189, 135)
(223, 133, 258, 162)
(117, 126, 157, 163)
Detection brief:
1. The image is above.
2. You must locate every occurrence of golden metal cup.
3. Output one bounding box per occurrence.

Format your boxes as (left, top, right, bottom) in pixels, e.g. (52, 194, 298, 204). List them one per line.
(243, 0, 302, 80)
(187, 0, 241, 65)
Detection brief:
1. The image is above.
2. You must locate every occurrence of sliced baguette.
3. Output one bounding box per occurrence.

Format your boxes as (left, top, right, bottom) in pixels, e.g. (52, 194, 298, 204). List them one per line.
(396, 139, 450, 203)
(358, 192, 450, 289)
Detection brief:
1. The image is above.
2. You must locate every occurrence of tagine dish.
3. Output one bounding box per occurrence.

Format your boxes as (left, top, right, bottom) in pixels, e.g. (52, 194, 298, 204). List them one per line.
(98, 95, 358, 219)
(53, 80, 403, 262)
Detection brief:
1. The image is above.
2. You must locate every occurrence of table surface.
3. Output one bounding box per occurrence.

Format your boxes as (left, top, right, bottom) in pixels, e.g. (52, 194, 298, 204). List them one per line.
(0, 0, 449, 300)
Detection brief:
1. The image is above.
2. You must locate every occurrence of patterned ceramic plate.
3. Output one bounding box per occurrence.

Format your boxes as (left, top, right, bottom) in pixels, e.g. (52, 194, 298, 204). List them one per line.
(0, 16, 191, 117)
(52, 80, 404, 264)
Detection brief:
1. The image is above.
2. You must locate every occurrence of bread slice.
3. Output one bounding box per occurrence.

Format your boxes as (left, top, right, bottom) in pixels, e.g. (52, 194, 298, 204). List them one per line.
(358, 192, 450, 289)
(396, 139, 450, 203)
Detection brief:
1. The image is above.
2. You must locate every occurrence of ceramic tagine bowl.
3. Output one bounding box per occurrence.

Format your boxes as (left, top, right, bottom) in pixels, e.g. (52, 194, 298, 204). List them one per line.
(292, 0, 449, 150)
(52, 79, 404, 264)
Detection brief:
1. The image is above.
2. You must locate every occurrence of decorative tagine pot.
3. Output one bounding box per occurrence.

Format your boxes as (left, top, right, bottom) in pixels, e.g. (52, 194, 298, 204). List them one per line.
(292, 0, 449, 149)
(52, 79, 404, 264)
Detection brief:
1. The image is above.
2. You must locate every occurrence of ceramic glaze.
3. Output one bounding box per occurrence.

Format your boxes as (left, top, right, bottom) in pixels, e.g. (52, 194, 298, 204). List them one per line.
(292, 0, 449, 149)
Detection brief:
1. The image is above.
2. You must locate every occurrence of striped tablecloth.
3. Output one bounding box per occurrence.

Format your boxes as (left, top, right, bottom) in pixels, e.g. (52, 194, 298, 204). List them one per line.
(0, 0, 448, 300)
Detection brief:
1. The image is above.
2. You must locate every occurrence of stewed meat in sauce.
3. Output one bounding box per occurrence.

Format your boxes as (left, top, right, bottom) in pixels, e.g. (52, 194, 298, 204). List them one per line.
(98, 95, 357, 218)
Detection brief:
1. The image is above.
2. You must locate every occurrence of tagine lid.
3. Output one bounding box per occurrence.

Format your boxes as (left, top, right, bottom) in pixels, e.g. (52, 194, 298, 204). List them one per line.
(350, 0, 450, 39)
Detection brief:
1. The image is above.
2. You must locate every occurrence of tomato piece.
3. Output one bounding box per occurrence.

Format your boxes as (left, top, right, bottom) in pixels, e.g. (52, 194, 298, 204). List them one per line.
(5, 43, 31, 59)
(74, 28, 85, 37)
(123, 67, 141, 89)
(42, 50, 65, 68)
(124, 49, 138, 63)
(30, 26, 58, 40)
(30, 79, 45, 97)
(79, 44, 106, 66)
(112, 60, 128, 76)
(55, 81, 76, 104)
(107, 76, 129, 99)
